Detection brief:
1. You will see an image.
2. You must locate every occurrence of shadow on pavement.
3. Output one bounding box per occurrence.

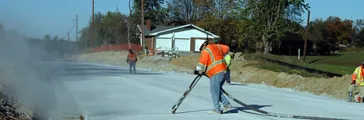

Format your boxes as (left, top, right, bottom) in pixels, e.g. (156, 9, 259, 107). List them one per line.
(176, 109, 211, 114)
(228, 83, 247, 86)
(235, 104, 272, 111)
(175, 104, 271, 114)
(60, 71, 165, 77)
(229, 104, 273, 116)
(63, 67, 126, 71)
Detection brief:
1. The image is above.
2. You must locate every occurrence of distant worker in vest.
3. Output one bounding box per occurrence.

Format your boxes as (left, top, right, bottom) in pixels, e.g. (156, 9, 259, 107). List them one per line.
(194, 38, 233, 114)
(347, 61, 364, 102)
(126, 49, 137, 73)
(224, 51, 234, 85)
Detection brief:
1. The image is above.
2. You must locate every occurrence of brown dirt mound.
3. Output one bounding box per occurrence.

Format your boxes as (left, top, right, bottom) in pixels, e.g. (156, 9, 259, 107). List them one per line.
(169, 54, 354, 100)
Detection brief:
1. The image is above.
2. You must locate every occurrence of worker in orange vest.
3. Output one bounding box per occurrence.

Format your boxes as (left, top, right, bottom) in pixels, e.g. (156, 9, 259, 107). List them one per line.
(348, 61, 364, 102)
(194, 38, 232, 114)
(126, 49, 137, 73)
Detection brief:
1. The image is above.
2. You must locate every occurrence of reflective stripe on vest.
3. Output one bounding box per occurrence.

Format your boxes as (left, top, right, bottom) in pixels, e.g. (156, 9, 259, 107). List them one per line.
(355, 66, 364, 86)
(128, 53, 136, 62)
(203, 44, 227, 77)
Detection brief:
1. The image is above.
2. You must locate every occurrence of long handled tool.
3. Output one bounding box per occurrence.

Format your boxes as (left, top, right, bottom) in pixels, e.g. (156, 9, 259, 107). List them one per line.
(221, 89, 348, 120)
(171, 75, 202, 114)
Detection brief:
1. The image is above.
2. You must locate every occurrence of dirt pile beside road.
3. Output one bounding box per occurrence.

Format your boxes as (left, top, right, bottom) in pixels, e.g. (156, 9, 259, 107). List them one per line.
(0, 72, 33, 120)
(72, 51, 354, 100)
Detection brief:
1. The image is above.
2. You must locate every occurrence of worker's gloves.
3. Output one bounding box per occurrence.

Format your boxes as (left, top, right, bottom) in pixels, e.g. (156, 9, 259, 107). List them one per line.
(193, 70, 199, 75)
(193, 70, 204, 75)
(351, 80, 356, 85)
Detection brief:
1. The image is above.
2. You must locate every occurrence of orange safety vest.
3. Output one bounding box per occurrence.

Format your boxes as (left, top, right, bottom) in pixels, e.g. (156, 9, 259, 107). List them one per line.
(127, 53, 137, 62)
(197, 44, 229, 78)
(352, 66, 364, 86)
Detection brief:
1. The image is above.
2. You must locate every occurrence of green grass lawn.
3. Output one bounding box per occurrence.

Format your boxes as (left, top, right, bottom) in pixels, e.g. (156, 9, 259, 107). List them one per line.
(247, 51, 364, 75)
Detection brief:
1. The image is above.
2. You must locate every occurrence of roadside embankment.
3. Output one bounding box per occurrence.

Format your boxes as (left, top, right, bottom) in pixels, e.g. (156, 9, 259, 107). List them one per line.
(71, 51, 354, 100)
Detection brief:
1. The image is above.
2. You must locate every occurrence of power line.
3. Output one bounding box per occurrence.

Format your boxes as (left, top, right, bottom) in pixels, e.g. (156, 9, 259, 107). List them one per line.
(60, 20, 76, 40)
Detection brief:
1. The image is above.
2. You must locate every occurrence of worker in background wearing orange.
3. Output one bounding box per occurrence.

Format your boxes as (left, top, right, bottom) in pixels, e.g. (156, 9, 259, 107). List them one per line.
(126, 49, 137, 73)
(348, 61, 364, 102)
(194, 38, 232, 114)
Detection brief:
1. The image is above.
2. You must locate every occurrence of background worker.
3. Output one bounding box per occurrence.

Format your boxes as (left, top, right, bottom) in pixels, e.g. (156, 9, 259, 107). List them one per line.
(224, 51, 233, 85)
(347, 61, 364, 102)
(126, 49, 137, 73)
(194, 38, 232, 114)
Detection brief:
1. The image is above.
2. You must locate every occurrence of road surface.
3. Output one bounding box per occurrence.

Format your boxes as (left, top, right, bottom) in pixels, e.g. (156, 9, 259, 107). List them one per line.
(56, 62, 364, 120)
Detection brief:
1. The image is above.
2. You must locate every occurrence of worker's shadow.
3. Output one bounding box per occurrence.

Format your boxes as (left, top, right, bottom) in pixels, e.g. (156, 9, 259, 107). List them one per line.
(177, 104, 272, 114)
(225, 104, 272, 114)
(228, 83, 247, 86)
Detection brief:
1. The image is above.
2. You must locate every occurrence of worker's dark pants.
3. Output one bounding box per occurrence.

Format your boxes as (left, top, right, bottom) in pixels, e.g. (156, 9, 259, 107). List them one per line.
(225, 69, 231, 84)
(129, 61, 136, 73)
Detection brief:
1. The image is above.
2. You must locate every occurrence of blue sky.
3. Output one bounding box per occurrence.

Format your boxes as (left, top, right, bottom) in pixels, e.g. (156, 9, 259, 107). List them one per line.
(0, 0, 363, 40)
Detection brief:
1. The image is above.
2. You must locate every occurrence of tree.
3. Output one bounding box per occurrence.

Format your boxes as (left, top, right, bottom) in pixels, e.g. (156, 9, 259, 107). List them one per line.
(44, 34, 51, 41)
(308, 19, 329, 55)
(353, 19, 364, 47)
(78, 27, 91, 49)
(354, 19, 364, 33)
(239, 0, 309, 53)
(78, 10, 129, 49)
(354, 28, 364, 47)
(100, 11, 128, 44)
(132, 0, 167, 24)
(166, 0, 240, 49)
(308, 17, 354, 55)
(323, 16, 353, 53)
(166, 0, 198, 25)
(53, 35, 59, 41)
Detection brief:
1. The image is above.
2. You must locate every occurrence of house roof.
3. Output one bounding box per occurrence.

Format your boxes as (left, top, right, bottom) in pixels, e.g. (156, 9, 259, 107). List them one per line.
(136, 24, 219, 38)
(137, 25, 177, 35)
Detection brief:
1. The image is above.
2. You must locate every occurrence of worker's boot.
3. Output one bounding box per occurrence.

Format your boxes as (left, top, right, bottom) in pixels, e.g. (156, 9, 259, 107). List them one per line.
(347, 92, 353, 102)
(223, 104, 233, 113)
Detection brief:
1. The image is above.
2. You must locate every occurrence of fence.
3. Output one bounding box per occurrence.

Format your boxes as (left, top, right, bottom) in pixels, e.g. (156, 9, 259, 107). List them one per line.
(90, 44, 142, 52)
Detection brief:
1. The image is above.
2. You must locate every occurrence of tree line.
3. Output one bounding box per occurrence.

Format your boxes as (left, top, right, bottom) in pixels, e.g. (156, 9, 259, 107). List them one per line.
(77, 0, 364, 55)
(3, 0, 362, 55)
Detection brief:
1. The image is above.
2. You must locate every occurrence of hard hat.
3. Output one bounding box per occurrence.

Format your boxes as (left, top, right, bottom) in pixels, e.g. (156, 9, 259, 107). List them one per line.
(214, 38, 218, 43)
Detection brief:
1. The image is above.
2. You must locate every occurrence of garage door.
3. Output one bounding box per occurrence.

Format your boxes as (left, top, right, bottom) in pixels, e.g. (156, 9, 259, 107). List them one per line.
(195, 39, 206, 52)
(175, 39, 190, 52)
(156, 38, 172, 50)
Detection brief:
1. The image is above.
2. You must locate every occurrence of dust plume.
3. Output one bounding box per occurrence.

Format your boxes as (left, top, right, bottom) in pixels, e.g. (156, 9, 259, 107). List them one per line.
(0, 23, 80, 119)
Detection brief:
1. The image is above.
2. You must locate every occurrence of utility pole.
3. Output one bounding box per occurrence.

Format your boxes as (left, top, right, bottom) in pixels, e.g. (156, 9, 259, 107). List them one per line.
(141, 0, 145, 54)
(76, 15, 78, 41)
(92, 0, 95, 48)
(67, 32, 70, 41)
(303, 6, 310, 61)
(128, 0, 132, 49)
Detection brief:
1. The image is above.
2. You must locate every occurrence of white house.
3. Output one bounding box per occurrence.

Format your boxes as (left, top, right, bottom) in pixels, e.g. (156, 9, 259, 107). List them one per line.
(137, 20, 219, 52)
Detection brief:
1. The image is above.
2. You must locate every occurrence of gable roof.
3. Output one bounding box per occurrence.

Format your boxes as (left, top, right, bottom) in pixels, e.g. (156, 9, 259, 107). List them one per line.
(137, 25, 177, 35)
(137, 24, 219, 38)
